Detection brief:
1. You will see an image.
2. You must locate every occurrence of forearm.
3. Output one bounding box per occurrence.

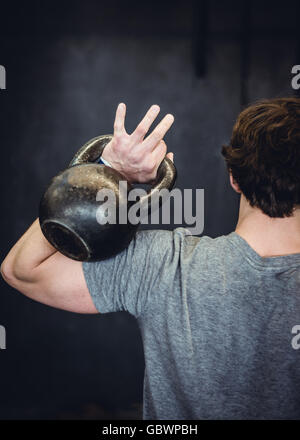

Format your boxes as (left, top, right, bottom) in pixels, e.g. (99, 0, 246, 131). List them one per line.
(1, 218, 57, 282)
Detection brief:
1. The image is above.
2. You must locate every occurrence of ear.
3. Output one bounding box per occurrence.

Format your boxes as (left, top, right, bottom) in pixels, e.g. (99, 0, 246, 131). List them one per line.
(229, 172, 241, 193)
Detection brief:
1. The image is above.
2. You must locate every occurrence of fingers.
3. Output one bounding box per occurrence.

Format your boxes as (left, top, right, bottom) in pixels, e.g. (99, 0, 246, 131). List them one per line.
(113, 103, 126, 136)
(131, 104, 160, 143)
(143, 113, 174, 151)
(149, 142, 174, 181)
(152, 140, 167, 165)
(166, 152, 174, 163)
(151, 141, 174, 167)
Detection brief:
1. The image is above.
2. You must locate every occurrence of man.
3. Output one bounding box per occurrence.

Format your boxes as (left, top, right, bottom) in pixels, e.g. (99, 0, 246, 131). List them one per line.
(2, 98, 300, 420)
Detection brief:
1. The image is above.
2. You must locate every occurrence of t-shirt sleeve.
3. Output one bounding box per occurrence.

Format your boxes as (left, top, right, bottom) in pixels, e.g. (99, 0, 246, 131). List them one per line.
(82, 228, 187, 318)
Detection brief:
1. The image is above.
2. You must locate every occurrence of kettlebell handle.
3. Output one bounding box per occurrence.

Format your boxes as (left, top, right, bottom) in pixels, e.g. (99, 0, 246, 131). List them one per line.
(69, 134, 177, 207)
(69, 135, 113, 167)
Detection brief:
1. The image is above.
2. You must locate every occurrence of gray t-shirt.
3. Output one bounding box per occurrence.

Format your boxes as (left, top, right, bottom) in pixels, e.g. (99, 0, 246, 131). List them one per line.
(82, 228, 300, 420)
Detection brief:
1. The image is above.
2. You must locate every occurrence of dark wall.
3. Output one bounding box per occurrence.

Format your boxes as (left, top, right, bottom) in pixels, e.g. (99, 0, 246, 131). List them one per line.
(0, 0, 298, 419)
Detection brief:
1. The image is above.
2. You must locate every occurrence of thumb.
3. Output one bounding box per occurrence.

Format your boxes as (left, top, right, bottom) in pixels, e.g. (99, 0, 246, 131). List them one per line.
(166, 152, 174, 163)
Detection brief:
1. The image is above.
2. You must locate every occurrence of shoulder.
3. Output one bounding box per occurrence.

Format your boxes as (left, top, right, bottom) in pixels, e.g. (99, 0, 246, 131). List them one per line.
(133, 227, 233, 260)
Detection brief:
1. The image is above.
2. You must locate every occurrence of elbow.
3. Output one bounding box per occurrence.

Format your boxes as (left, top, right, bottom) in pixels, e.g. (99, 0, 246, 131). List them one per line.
(1, 255, 38, 287)
(1, 254, 24, 287)
(1, 258, 15, 285)
(1, 256, 41, 301)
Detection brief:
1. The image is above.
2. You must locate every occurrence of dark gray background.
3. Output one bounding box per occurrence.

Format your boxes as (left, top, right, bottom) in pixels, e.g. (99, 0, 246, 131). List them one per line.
(0, 0, 298, 419)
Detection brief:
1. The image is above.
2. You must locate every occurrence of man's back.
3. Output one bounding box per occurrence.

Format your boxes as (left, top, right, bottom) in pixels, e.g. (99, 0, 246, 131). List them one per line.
(3, 98, 300, 420)
(82, 228, 300, 419)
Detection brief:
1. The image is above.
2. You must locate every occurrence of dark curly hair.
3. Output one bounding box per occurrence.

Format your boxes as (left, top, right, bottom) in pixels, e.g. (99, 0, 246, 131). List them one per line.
(221, 97, 300, 217)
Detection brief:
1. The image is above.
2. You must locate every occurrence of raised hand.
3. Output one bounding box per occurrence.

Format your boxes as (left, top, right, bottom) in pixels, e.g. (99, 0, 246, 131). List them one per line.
(102, 103, 174, 183)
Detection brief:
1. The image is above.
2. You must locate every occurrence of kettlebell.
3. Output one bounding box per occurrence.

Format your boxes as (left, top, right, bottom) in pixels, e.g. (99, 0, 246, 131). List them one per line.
(39, 134, 177, 261)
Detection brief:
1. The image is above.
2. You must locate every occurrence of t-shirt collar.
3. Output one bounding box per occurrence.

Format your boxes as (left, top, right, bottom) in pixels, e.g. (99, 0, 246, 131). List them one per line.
(227, 231, 300, 269)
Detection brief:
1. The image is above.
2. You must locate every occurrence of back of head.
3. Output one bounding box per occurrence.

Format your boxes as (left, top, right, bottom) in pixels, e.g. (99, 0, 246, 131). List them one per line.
(222, 97, 300, 217)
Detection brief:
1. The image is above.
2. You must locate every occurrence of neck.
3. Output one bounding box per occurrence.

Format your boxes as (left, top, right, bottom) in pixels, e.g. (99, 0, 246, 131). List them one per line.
(235, 195, 300, 257)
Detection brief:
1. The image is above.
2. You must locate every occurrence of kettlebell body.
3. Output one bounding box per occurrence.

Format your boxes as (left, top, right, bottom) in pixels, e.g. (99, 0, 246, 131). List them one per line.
(39, 135, 177, 261)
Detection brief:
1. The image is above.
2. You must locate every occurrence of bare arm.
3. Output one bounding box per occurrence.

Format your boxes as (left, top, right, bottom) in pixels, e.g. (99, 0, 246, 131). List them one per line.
(1, 219, 97, 313)
(2, 218, 56, 278)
